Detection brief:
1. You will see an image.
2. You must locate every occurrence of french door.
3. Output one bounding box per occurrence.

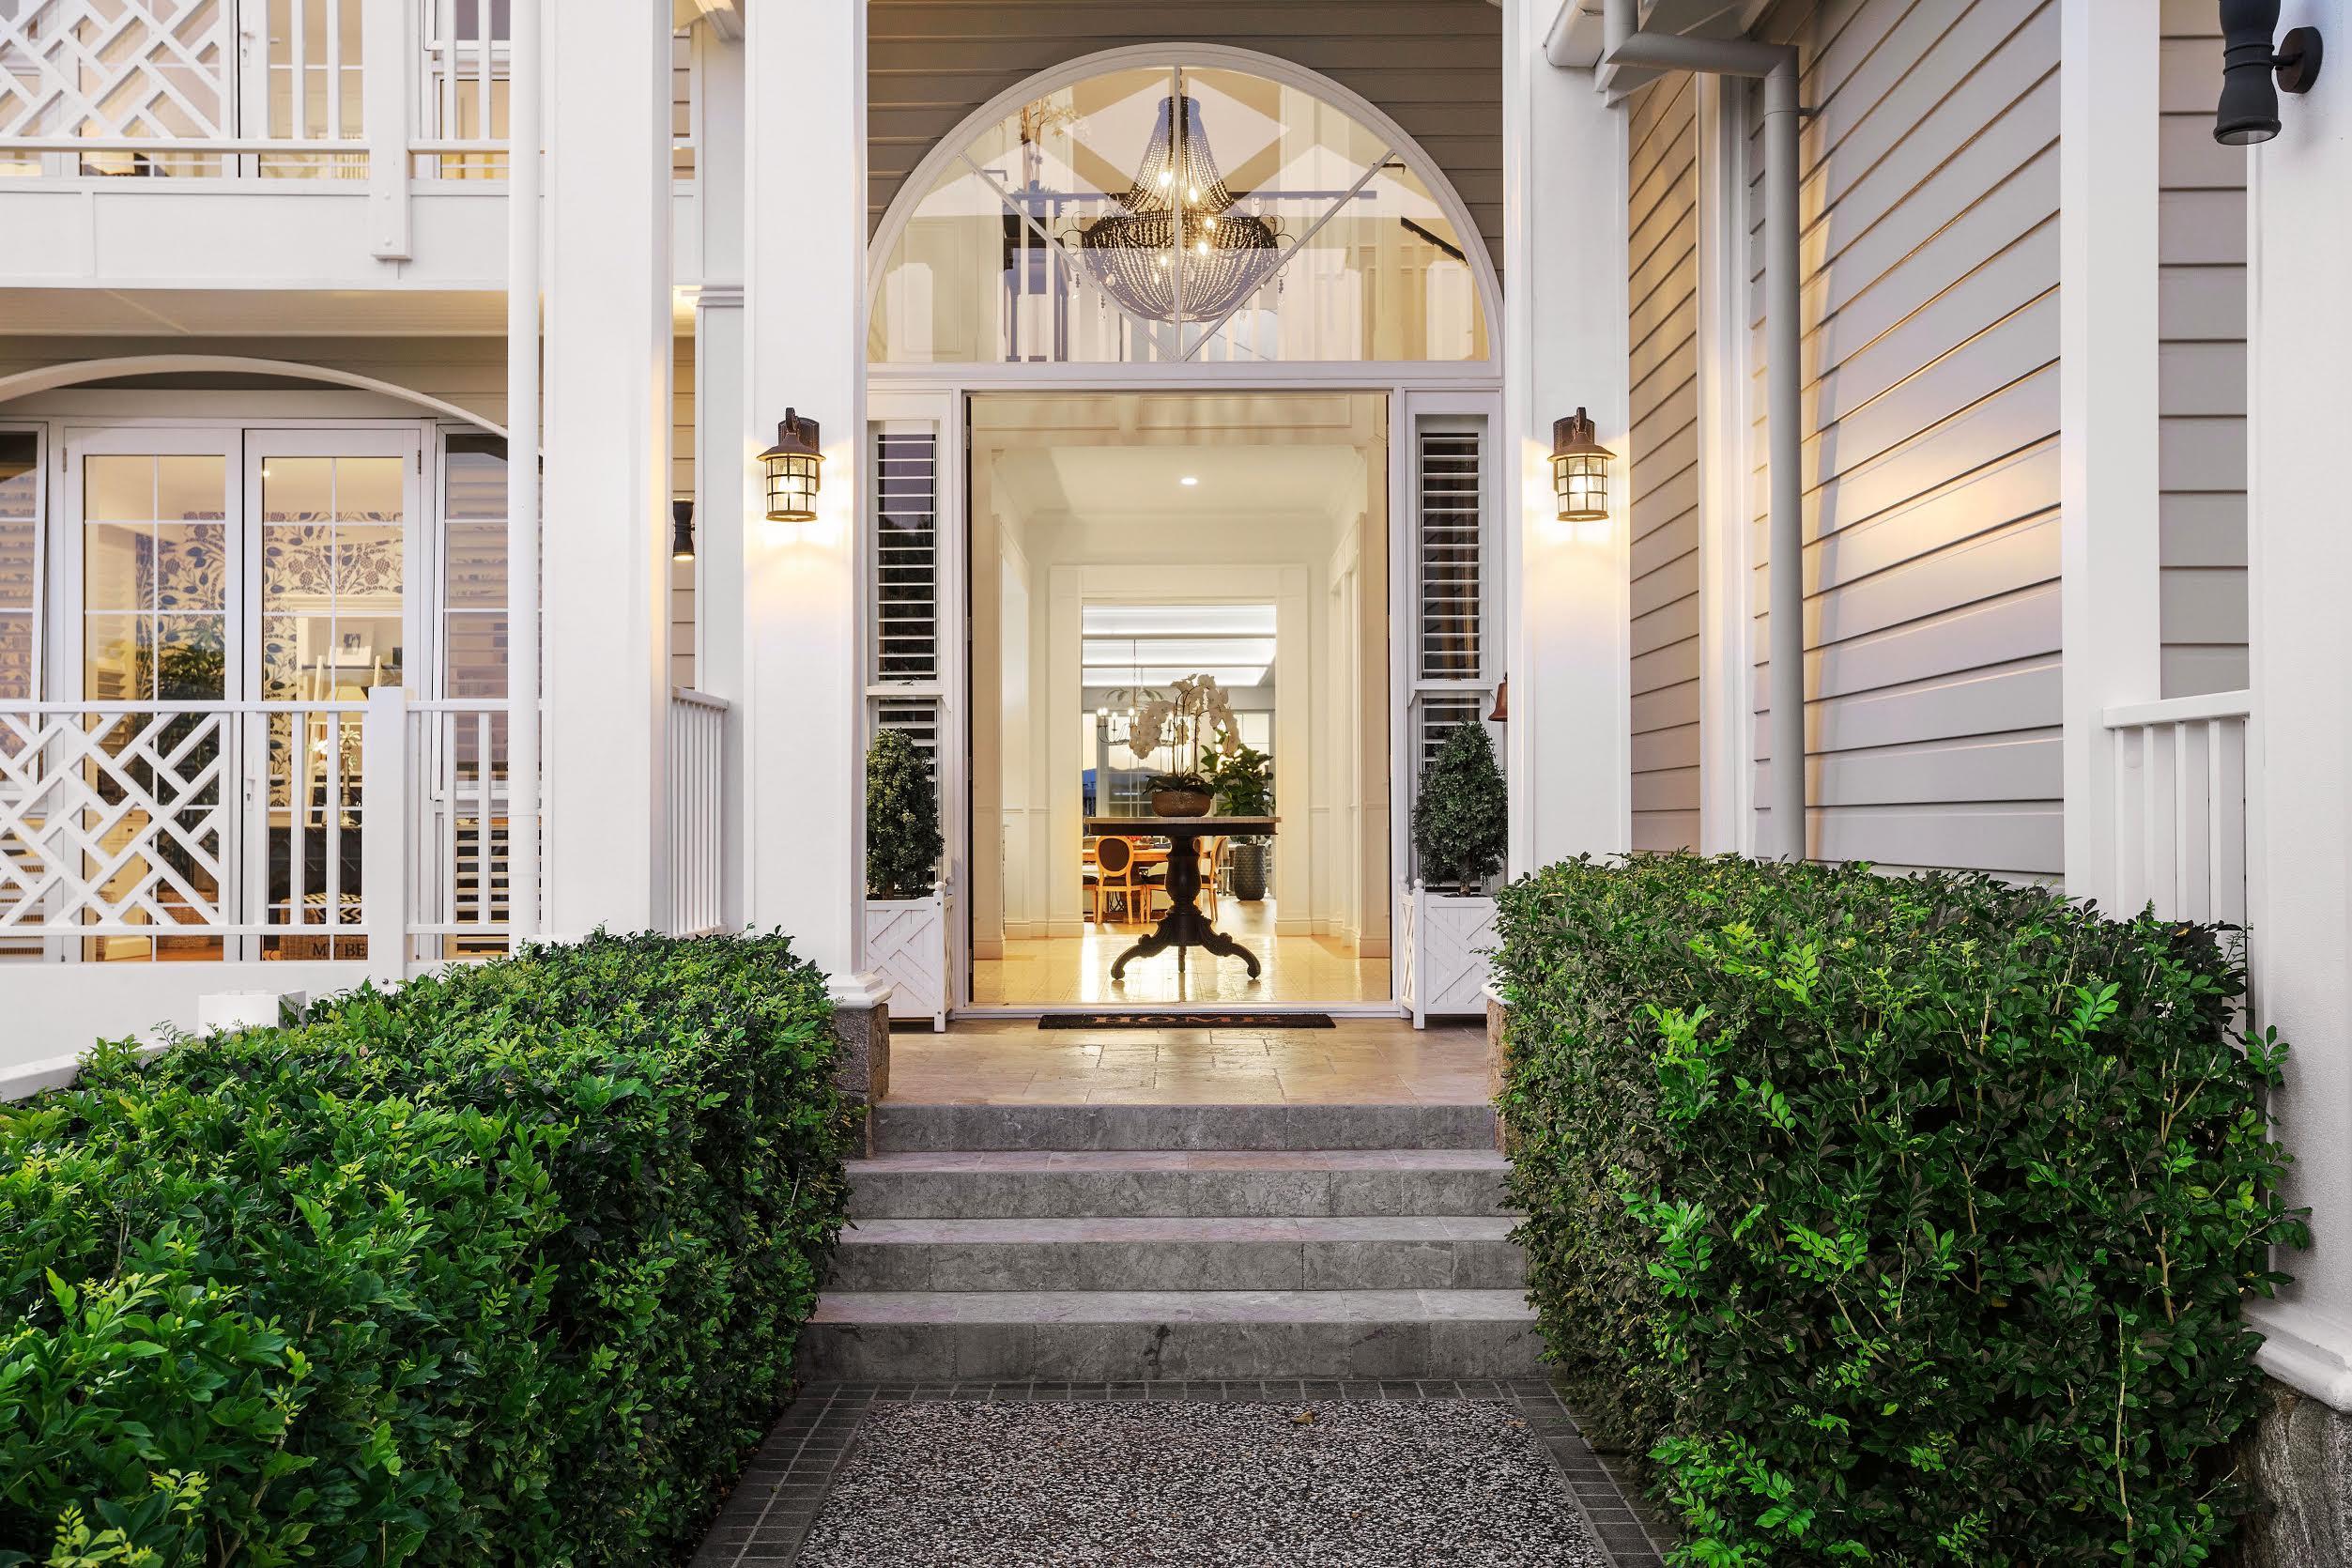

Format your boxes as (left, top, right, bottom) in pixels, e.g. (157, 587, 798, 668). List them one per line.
(54, 423, 422, 961)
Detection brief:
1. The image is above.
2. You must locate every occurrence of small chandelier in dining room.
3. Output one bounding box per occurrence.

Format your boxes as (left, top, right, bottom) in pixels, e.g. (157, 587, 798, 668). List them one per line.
(1071, 88, 1285, 322)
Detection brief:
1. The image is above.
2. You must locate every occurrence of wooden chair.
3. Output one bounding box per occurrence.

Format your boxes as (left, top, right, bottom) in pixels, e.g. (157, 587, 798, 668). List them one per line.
(1195, 835, 1225, 930)
(1085, 836, 1163, 926)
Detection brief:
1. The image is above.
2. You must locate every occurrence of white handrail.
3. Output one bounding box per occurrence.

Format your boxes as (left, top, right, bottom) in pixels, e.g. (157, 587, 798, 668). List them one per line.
(2103, 691, 2253, 730)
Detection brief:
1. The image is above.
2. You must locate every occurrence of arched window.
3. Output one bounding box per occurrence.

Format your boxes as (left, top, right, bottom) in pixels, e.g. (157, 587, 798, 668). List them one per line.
(870, 59, 1492, 366)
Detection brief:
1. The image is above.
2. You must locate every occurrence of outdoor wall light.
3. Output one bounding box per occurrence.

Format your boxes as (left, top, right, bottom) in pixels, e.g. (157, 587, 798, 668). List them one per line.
(670, 500, 696, 562)
(1550, 407, 1614, 523)
(759, 408, 823, 522)
(2216, 0, 2322, 146)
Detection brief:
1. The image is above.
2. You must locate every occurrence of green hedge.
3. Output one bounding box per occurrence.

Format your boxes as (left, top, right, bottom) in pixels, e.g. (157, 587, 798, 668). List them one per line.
(0, 931, 853, 1567)
(1495, 855, 2305, 1566)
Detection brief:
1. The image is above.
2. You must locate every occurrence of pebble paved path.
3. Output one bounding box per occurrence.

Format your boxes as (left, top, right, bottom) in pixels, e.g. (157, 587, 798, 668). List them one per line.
(792, 1398, 1613, 1567)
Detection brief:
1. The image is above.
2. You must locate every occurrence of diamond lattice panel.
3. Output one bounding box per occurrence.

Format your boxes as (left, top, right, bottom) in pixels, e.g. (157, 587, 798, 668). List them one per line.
(0, 709, 230, 930)
(0, 1, 233, 144)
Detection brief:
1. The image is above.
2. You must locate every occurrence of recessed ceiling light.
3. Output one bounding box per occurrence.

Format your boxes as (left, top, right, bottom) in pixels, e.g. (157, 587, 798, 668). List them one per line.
(1179, 475, 1199, 486)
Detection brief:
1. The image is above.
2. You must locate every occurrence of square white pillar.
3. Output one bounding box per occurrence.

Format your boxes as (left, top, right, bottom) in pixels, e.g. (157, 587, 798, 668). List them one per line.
(1503, 0, 1633, 874)
(541, 1, 676, 937)
(2057, 0, 2164, 899)
(2243, 0, 2352, 1407)
(741, 0, 866, 977)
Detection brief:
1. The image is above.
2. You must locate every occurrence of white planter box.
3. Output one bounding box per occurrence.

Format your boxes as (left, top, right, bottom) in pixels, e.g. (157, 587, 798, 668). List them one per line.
(1396, 881, 1499, 1028)
(863, 884, 949, 1032)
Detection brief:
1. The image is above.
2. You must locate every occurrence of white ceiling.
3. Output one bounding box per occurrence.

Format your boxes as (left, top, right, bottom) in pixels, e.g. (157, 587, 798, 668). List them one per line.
(1082, 602, 1281, 690)
(992, 442, 1364, 526)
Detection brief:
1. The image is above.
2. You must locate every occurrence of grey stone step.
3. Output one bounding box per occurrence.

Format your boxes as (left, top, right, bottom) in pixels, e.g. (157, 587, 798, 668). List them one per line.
(869, 1101, 1499, 1154)
(845, 1149, 1515, 1220)
(795, 1288, 1545, 1381)
(831, 1215, 1526, 1293)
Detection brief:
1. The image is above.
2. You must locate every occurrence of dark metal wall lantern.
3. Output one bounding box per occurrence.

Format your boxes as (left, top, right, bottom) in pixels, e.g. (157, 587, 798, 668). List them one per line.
(2217, 0, 2323, 146)
(1550, 407, 1614, 523)
(759, 408, 823, 522)
(670, 499, 695, 561)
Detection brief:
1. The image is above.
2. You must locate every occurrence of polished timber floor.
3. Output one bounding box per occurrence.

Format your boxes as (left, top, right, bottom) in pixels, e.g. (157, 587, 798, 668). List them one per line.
(885, 1015, 1491, 1106)
(969, 896, 1393, 1007)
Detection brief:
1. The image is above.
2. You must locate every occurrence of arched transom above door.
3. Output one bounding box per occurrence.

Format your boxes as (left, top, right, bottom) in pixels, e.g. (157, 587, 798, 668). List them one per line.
(869, 52, 1498, 367)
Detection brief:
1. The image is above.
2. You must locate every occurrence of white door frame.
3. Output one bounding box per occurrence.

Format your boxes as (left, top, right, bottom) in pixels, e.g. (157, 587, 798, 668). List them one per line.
(869, 375, 1504, 1017)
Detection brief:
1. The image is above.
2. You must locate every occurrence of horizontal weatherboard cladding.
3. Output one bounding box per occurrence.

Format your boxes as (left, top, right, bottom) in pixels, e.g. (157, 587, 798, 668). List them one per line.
(866, 0, 1504, 278)
(1744, 0, 2063, 881)
(2156, 11, 2250, 697)
(1626, 74, 1702, 853)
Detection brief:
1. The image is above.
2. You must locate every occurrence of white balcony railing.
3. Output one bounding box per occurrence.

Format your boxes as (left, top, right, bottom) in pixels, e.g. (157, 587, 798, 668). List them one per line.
(668, 686, 728, 937)
(2, 686, 730, 973)
(1, 4, 698, 269)
(2102, 690, 2252, 927)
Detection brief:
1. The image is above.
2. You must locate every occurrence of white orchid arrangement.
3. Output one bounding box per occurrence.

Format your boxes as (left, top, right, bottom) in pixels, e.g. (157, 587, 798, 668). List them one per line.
(1130, 673, 1238, 790)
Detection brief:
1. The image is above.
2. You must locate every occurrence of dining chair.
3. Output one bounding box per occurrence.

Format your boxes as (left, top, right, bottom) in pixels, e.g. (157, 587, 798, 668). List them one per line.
(1085, 836, 1163, 926)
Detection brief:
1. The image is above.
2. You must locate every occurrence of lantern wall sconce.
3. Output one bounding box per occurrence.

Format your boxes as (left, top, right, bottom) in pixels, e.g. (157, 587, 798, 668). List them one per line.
(1550, 407, 1614, 523)
(670, 499, 695, 562)
(759, 408, 823, 522)
(2215, 0, 2322, 146)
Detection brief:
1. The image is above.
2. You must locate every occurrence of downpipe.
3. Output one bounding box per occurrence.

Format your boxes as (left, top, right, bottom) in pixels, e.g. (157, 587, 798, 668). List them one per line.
(1596, 0, 1810, 860)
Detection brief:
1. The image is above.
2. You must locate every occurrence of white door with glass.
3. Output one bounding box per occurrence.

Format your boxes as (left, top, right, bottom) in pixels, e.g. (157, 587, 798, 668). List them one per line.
(56, 425, 420, 961)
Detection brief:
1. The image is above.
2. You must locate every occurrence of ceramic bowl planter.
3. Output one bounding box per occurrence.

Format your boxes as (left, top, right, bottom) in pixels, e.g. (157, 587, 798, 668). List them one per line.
(1150, 788, 1213, 818)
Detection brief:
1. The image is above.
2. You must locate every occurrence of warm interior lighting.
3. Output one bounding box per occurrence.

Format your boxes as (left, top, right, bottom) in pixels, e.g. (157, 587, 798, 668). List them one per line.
(1179, 475, 1199, 486)
(759, 408, 822, 522)
(1550, 407, 1614, 523)
(670, 499, 696, 561)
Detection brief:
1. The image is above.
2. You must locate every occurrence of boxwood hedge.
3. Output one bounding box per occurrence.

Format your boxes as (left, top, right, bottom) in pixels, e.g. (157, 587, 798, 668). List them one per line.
(0, 930, 853, 1567)
(1494, 855, 2304, 1566)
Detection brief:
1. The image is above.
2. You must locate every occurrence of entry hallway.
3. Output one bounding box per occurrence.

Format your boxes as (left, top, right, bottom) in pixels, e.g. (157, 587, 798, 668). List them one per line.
(884, 1015, 1492, 1104)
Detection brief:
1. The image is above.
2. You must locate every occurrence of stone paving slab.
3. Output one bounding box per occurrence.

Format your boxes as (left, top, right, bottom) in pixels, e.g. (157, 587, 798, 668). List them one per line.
(689, 1379, 1668, 1568)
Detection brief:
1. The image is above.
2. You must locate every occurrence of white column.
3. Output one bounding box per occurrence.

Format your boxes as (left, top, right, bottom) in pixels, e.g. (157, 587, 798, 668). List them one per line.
(741, 0, 865, 977)
(539, 0, 674, 937)
(1504, 0, 1633, 875)
(2244, 0, 2352, 1410)
(694, 25, 748, 930)
(504, 0, 542, 941)
(2057, 0, 2162, 899)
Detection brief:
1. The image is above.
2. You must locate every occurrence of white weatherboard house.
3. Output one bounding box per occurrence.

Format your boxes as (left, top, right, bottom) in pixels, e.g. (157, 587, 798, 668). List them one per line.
(1, 0, 2349, 1537)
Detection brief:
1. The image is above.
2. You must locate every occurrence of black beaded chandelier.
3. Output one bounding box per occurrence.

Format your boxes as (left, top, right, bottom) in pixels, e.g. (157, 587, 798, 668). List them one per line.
(1071, 92, 1284, 323)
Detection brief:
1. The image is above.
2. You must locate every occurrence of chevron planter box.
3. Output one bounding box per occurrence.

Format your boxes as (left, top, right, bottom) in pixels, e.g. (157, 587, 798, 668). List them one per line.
(1396, 881, 1498, 1028)
(863, 884, 949, 1032)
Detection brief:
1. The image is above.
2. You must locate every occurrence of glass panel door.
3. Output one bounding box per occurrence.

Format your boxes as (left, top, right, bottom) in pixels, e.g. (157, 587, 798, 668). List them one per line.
(62, 427, 240, 961)
(243, 430, 423, 961)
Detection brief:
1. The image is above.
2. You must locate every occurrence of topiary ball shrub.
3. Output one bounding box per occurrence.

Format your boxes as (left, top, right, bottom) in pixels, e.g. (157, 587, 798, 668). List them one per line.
(0, 930, 853, 1568)
(1493, 853, 2305, 1566)
(866, 728, 944, 900)
(1411, 722, 1507, 893)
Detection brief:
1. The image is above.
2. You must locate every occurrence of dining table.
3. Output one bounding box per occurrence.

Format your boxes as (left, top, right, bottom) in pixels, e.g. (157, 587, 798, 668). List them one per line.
(1084, 815, 1278, 980)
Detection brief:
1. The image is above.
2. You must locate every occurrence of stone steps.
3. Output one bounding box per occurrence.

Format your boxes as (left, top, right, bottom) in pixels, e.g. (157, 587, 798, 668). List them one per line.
(804, 1102, 1540, 1381)
(796, 1288, 1543, 1382)
(844, 1148, 1514, 1221)
(869, 1101, 1499, 1153)
(831, 1215, 1526, 1293)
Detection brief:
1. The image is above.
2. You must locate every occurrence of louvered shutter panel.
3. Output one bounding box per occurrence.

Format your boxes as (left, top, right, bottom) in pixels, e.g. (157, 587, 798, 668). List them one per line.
(873, 430, 938, 682)
(1416, 428, 1482, 681)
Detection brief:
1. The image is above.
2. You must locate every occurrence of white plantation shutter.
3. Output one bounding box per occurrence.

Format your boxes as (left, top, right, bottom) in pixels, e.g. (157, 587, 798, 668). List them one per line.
(1407, 415, 1498, 884)
(1416, 427, 1483, 682)
(872, 430, 939, 683)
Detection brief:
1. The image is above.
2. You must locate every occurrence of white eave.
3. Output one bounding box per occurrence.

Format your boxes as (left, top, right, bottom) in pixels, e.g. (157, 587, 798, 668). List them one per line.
(1545, 0, 1776, 98)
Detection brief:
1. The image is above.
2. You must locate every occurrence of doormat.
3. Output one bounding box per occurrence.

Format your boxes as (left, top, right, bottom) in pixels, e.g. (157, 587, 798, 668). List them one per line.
(1040, 1011, 1335, 1030)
